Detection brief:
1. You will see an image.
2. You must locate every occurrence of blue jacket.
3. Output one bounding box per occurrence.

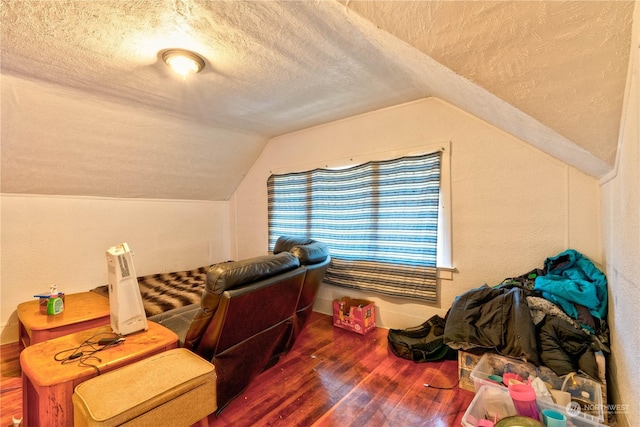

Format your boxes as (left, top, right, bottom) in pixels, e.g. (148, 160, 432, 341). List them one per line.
(534, 249, 607, 323)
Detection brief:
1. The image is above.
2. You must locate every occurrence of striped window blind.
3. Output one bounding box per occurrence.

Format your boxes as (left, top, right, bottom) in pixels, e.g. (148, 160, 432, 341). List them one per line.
(267, 152, 441, 302)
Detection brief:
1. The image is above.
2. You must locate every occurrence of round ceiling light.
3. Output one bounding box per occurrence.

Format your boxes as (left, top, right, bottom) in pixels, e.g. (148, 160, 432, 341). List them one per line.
(162, 49, 205, 76)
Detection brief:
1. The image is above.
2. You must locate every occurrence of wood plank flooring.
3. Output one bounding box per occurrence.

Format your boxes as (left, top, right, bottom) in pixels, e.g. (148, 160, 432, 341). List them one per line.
(1, 312, 474, 426)
(0, 341, 21, 427)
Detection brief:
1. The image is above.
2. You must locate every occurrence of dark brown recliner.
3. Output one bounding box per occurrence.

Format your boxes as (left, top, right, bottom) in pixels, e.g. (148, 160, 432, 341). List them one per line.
(273, 236, 331, 352)
(149, 237, 330, 414)
(190, 252, 305, 413)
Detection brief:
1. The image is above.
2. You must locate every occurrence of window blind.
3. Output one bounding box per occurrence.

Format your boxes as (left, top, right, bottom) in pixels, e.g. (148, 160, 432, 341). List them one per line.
(267, 152, 441, 302)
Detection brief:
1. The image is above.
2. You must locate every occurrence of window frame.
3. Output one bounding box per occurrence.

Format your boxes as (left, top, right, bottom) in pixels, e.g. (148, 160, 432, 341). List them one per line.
(268, 140, 453, 279)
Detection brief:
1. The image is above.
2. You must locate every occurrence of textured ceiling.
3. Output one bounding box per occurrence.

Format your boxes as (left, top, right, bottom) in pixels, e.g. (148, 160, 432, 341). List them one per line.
(344, 0, 635, 167)
(0, 0, 635, 200)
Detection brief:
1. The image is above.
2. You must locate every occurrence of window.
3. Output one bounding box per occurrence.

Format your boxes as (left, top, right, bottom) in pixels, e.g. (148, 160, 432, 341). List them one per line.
(267, 151, 441, 302)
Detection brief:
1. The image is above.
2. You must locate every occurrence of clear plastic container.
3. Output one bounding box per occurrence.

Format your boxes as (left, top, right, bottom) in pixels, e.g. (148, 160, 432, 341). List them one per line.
(469, 353, 604, 422)
(462, 385, 608, 427)
(470, 353, 559, 392)
(461, 386, 516, 427)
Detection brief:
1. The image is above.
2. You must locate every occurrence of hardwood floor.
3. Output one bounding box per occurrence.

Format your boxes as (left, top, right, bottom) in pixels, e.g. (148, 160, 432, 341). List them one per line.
(1, 312, 474, 426)
(0, 340, 22, 427)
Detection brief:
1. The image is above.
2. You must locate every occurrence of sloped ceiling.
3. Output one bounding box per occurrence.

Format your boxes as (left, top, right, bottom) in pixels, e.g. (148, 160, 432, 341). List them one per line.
(0, 0, 635, 200)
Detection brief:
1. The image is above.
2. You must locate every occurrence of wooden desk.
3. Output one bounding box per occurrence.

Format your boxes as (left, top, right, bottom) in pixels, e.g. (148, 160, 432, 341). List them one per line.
(17, 292, 110, 348)
(20, 321, 178, 427)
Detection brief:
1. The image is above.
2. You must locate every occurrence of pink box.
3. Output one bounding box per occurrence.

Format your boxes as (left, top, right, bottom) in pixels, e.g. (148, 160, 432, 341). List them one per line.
(332, 297, 376, 335)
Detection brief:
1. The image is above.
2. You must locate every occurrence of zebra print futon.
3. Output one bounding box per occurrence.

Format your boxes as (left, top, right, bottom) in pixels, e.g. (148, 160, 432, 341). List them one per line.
(92, 265, 212, 317)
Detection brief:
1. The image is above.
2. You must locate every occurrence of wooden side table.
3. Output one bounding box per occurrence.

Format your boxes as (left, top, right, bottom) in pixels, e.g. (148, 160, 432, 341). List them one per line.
(17, 291, 111, 348)
(20, 321, 178, 427)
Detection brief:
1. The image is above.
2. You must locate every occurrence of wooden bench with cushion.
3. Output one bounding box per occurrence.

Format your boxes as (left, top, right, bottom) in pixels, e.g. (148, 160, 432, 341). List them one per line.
(72, 348, 216, 427)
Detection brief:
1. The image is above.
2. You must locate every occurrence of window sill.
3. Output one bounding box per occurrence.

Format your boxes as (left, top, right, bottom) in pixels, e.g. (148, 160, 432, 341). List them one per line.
(437, 267, 457, 281)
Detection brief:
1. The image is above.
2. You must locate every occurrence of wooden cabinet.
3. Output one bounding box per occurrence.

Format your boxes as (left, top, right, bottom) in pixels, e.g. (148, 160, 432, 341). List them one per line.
(20, 321, 178, 427)
(17, 292, 111, 348)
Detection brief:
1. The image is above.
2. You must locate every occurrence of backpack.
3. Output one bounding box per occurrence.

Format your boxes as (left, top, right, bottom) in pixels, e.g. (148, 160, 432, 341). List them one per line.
(387, 315, 455, 362)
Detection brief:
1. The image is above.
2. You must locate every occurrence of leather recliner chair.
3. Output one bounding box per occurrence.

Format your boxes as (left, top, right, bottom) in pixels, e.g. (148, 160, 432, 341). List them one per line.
(150, 236, 330, 414)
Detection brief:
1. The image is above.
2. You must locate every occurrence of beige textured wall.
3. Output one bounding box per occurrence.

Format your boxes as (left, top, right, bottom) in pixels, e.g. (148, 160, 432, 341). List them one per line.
(232, 97, 602, 329)
(0, 195, 231, 343)
(600, 2, 640, 424)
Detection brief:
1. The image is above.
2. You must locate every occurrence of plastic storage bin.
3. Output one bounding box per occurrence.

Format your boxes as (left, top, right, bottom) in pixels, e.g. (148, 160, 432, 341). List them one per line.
(470, 353, 560, 392)
(461, 386, 516, 427)
(462, 385, 608, 427)
(469, 353, 604, 423)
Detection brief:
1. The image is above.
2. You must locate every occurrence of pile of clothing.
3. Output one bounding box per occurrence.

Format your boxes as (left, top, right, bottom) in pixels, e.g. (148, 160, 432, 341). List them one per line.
(443, 249, 609, 381)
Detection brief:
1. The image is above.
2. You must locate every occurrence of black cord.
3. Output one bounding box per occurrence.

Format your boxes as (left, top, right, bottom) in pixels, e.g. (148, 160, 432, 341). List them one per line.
(77, 355, 103, 375)
(53, 332, 124, 375)
(53, 332, 108, 361)
(423, 378, 460, 390)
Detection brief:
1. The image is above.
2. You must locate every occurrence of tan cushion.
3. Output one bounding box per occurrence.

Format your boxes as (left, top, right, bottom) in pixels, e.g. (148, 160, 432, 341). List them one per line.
(73, 348, 216, 427)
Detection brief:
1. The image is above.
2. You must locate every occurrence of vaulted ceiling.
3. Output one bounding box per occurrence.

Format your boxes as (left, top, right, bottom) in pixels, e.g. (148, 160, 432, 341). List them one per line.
(1, 1, 635, 200)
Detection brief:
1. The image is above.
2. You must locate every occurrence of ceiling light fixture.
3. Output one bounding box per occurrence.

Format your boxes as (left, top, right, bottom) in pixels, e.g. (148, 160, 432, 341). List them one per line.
(162, 49, 205, 77)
